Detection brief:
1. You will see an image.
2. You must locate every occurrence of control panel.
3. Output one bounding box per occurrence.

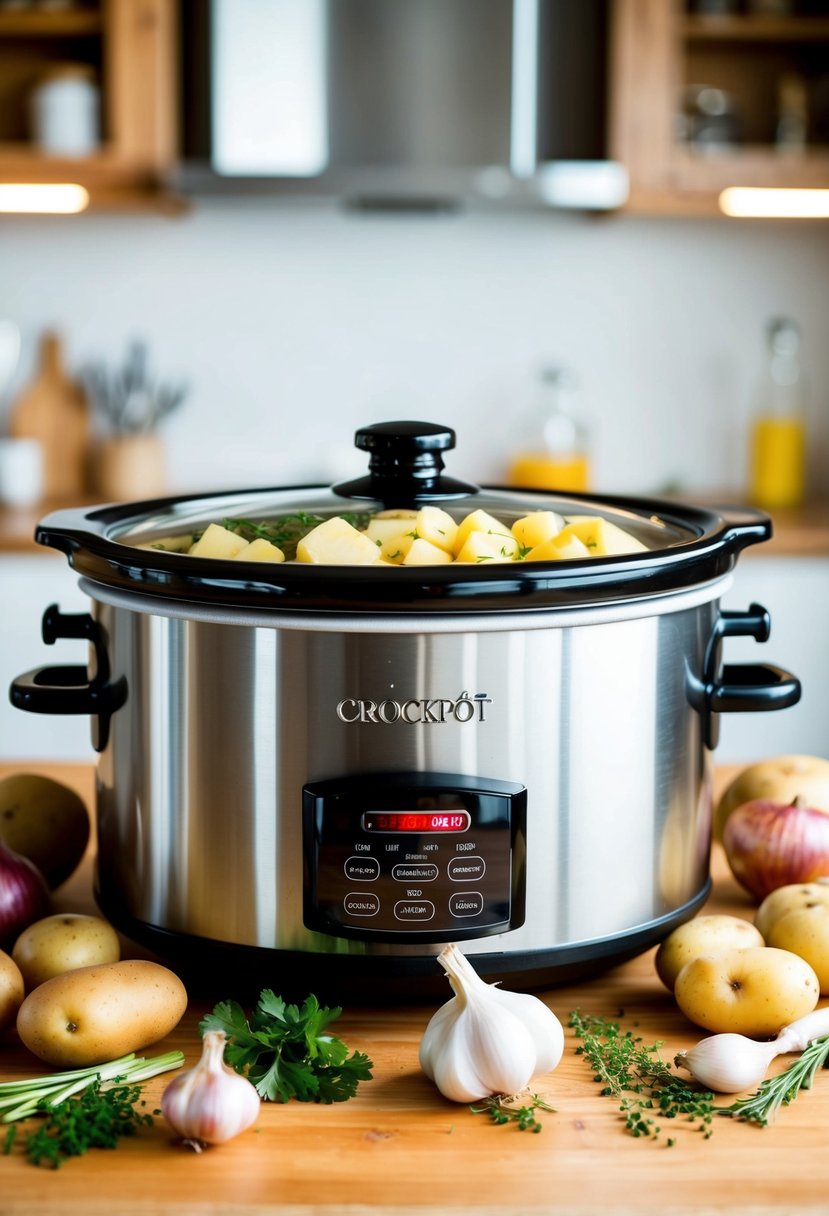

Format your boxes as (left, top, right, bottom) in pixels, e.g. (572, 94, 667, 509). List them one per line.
(302, 772, 526, 943)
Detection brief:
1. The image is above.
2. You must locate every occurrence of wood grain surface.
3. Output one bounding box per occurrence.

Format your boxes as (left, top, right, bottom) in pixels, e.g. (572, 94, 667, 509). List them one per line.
(1, 762, 828, 1216)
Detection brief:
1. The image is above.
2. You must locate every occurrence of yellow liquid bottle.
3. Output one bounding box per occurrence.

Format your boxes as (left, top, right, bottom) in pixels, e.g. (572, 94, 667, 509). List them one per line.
(507, 366, 590, 493)
(748, 319, 806, 510)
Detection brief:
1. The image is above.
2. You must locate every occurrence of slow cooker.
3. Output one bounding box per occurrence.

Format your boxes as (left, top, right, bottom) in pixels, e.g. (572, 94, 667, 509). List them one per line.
(10, 422, 801, 998)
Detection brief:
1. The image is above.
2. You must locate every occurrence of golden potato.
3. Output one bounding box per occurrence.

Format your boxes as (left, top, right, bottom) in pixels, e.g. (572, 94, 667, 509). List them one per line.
(16, 959, 187, 1067)
(0, 949, 24, 1035)
(654, 914, 765, 992)
(12, 914, 120, 991)
(0, 773, 89, 889)
(767, 905, 829, 995)
(714, 754, 829, 841)
(755, 880, 829, 941)
(674, 946, 819, 1036)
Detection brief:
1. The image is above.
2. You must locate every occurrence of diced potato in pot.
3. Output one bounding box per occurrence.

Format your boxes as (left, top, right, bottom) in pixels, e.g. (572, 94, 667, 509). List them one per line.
(524, 533, 591, 561)
(455, 531, 520, 564)
(233, 537, 285, 562)
(414, 506, 458, 553)
(403, 538, 454, 566)
(511, 510, 566, 551)
(364, 517, 417, 563)
(189, 523, 250, 559)
(296, 516, 384, 565)
(453, 509, 514, 556)
(559, 516, 648, 556)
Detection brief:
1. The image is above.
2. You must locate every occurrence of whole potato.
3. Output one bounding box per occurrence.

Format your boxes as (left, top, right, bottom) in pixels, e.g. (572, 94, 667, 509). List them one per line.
(714, 755, 829, 842)
(12, 914, 120, 991)
(767, 905, 829, 995)
(0, 949, 24, 1035)
(755, 880, 829, 941)
(655, 915, 765, 992)
(0, 774, 90, 889)
(674, 946, 819, 1036)
(16, 959, 187, 1067)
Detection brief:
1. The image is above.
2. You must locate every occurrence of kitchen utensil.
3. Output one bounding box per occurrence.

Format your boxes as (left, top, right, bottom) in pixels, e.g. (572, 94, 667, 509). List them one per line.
(0, 320, 21, 406)
(8, 331, 89, 500)
(9, 422, 801, 998)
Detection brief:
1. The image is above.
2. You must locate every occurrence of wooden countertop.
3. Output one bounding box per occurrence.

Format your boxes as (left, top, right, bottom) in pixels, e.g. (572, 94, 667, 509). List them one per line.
(2, 762, 828, 1215)
(2, 498, 829, 558)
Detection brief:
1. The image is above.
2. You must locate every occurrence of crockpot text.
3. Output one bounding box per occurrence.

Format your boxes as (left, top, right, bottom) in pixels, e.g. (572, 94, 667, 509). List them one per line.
(336, 691, 492, 725)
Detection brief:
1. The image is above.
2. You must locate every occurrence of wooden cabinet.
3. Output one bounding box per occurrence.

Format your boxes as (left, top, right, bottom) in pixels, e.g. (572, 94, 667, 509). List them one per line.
(610, 0, 829, 214)
(0, 0, 181, 212)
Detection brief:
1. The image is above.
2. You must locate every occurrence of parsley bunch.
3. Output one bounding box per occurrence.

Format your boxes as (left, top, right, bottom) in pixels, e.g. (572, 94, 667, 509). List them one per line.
(200, 991, 373, 1104)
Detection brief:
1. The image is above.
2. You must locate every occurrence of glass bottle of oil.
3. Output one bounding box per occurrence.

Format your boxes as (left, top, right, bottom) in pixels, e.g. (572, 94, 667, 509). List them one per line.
(748, 318, 806, 510)
(507, 365, 590, 492)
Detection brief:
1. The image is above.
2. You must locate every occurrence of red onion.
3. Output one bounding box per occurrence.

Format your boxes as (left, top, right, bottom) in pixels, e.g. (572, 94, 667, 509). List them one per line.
(0, 840, 49, 950)
(723, 796, 829, 902)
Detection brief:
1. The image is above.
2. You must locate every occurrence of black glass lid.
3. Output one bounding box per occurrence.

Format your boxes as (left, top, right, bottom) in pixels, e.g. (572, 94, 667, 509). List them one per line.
(34, 421, 771, 614)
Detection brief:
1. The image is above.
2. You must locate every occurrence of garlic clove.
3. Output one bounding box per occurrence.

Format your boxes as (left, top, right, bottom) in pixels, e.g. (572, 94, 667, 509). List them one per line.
(493, 989, 564, 1075)
(161, 1030, 260, 1149)
(676, 1033, 781, 1094)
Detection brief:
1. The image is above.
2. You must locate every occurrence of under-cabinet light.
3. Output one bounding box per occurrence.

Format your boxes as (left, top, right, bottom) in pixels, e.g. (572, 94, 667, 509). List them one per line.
(719, 187, 829, 219)
(0, 183, 90, 214)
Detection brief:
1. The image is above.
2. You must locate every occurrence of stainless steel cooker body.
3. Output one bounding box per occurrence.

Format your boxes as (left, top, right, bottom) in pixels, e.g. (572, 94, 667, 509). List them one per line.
(85, 578, 724, 986)
(9, 423, 804, 994)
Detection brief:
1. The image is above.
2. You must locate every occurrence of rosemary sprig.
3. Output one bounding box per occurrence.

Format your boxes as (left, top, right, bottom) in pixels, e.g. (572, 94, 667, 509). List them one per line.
(568, 1010, 716, 1141)
(720, 1033, 829, 1127)
(469, 1092, 555, 1132)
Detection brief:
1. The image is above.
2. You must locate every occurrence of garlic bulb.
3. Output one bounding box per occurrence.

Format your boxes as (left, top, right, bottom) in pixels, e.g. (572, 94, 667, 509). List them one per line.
(161, 1030, 260, 1150)
(419, 944, 564, 1103)
(676, 1006, 829, 1094)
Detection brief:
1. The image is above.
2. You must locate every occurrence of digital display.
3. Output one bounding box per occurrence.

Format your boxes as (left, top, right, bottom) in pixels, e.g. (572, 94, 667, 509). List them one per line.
(362, 811, 471, 833)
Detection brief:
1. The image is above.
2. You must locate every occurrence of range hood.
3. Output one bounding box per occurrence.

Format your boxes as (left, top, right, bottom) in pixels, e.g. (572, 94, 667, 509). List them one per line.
(178, 0, 628, 212)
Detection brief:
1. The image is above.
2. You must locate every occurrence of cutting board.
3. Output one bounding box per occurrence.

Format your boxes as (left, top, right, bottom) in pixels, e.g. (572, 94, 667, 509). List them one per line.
(8, 331, 90, 500)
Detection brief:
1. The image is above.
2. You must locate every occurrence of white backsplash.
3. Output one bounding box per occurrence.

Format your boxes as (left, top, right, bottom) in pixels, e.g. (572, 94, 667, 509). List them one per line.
(0, 199, 827, 498)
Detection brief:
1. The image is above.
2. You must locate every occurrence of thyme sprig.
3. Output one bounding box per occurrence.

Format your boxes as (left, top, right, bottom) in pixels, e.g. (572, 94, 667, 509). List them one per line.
(568, 1010, 716, 1142)
(469, 1092, 555, 1132)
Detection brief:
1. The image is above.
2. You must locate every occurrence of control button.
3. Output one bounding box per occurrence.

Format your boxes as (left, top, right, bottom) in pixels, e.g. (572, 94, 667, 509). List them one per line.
(392, 863, 438, 883)
(344, 856, 380, 882)
(343, 892, 380, 917)
(449, 891, 484, 918)
(447, 855, 486, 882)
(394, 900, 435, 922)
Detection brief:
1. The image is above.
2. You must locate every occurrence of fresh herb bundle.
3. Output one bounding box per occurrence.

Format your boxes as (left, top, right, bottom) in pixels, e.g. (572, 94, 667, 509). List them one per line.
(568, 1010, 716, 1142)
(200, 991, 373, 1104)
(3, 1082, 158, 1169)
(470, 1093, 555, 1132)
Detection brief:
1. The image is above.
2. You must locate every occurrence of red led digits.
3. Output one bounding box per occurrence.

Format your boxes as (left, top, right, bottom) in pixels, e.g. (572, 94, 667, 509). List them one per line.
(363, 811, 470, 833)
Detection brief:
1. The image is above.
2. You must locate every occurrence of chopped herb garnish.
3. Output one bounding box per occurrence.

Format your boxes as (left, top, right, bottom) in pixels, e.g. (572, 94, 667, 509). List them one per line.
(222, 512, 371, 561)
(470, 1093, 555, 1132)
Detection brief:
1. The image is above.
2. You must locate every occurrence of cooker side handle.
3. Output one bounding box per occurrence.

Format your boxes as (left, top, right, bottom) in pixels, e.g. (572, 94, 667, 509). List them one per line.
(698, 602, 801, 749)
(8, 604, 127, 752)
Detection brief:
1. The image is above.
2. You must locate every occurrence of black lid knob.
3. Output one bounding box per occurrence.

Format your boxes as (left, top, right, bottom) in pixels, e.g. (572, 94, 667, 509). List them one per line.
(333, 420, 479, 507)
